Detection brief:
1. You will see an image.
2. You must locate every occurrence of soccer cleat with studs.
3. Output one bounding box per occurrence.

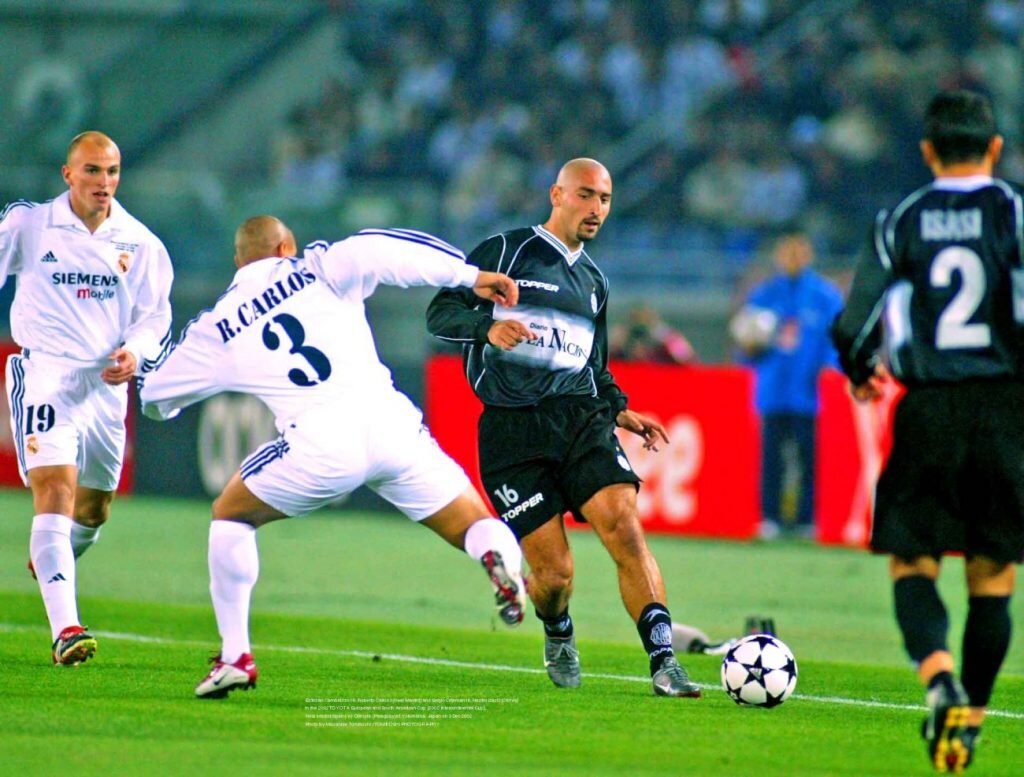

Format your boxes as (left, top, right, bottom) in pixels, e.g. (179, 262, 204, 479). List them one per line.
(544, 633, 582, 688)
(195, 652, 258, 699)
(52, 625, 97, 666)
(922, 675, 970, 773)
(652, 655, 702, 698)
(480, 550, 526, 627)
(959, 727, 980, 771)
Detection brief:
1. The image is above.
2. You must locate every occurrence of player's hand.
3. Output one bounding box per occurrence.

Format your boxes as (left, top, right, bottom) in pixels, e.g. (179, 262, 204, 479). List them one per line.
(473, 271, 519, 308)
(615, 409, 669, 452)
(849, 362, 890, 403)
(101, 347, 137, 385)
(487, 320, 537, 351)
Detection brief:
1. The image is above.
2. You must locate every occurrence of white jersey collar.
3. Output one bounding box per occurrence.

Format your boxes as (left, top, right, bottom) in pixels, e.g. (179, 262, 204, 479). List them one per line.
(534, 225, 584, 267)
(933, 175, 995, 191)
(51, 190, 128, 234)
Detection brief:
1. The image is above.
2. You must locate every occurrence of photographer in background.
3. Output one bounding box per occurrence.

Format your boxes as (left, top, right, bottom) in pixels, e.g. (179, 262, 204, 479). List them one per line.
(609, 304, 697, 365)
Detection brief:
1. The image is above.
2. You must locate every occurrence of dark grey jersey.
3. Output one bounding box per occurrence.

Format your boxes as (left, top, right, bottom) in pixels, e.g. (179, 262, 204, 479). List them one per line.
(832, 176, 1024, 386)
(426, 225, 628, 411)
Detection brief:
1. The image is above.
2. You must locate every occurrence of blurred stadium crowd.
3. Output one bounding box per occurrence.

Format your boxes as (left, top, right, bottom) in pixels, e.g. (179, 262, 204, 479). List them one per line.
(275, 0, 1024, 276)
(1, 0, 1023, 358)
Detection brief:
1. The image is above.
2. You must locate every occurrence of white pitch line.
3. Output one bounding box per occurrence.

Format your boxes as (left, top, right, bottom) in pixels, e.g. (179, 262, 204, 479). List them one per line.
(2, 622, 1022, 720)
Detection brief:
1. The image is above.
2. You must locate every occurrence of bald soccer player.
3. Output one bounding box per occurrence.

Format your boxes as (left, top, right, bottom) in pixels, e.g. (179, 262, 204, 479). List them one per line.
(0, 131, 174, 665)
(140, 216, 527, 698)
(427, 158, 701, 698)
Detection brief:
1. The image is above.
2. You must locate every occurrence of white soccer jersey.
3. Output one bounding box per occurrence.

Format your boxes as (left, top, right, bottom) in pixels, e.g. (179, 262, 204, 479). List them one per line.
(0, 192, 173, 369)
(139, 228, 479, 430)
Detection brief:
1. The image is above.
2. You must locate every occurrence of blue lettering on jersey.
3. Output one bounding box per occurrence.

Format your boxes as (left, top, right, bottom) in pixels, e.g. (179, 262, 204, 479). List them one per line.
(215, 269, 319, 344)
(525, 327, 590, 358)
(52, 272, 119, 287)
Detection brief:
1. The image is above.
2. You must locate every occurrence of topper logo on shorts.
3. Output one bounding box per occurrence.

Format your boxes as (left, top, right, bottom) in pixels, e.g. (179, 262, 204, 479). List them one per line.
(501, 492, 544, 522)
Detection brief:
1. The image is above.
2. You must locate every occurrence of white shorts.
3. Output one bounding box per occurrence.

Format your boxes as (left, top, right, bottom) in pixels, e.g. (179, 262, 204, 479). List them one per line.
(241, 392, 470, 520)
(5, 351, 128, 491)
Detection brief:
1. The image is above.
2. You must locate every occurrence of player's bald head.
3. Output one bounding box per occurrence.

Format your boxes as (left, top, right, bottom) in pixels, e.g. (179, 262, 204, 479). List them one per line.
(555, 158, 611, 190)
(66, 131, 119, 164)
(543, 158, 613, 248)
(234, 215, 297, 268)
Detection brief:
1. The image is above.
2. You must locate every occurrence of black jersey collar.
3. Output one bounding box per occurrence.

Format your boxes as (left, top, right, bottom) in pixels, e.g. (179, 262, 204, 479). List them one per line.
(534, 225, 584, 267)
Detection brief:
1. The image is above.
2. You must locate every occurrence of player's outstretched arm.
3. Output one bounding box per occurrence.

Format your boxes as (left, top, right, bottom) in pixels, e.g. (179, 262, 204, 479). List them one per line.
(615, 409, 670, 452)
(473, 271, 518, 308)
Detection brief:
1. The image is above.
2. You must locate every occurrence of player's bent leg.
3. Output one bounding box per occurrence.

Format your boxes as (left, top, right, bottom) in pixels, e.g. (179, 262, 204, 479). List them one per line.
(70, 486, 114, 559)
(521, 518, 581, 687)
(198, 473, 286, 699)
(579, 483, 665, 621)
(520, 516, 574, 616)
(581, 484, 699, 698)
(421, 487, 527, 627)
(890, 557, 970, 772)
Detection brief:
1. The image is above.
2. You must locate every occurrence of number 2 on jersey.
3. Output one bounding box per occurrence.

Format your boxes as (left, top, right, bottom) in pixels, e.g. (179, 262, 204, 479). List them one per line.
(930, 246, 991, 349)
(262, 313, 332, 386)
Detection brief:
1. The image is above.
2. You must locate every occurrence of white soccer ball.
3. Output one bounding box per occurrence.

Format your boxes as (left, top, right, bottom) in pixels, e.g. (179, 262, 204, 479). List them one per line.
(720, 634, 798, 708)
(729, 305, 779, 350)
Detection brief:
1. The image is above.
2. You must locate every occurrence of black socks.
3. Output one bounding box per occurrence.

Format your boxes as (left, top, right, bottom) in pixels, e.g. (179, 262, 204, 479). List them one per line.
(637, 602, 674, 674)
(894, 575, 949, 663)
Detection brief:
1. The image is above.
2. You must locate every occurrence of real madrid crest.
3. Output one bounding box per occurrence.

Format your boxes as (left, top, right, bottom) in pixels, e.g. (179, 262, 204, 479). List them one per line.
(117, 252, 131, 273)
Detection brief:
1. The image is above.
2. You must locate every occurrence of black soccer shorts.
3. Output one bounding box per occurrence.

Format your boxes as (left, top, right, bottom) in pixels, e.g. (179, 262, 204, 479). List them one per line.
(477, 394, 641, 540)
(871, 380, 1024, 564)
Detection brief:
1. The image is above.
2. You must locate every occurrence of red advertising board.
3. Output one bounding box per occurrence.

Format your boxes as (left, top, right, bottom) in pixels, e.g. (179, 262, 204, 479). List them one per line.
(0, 341, 135, 492)
(425, 355, 898, 546)
(816, 370, 901, 546)
(425, 355, 761, 540)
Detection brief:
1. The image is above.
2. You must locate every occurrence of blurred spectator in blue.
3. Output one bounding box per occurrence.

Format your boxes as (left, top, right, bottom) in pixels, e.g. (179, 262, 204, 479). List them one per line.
(729, 230, 843, 540)
(610, 304, 697, 365)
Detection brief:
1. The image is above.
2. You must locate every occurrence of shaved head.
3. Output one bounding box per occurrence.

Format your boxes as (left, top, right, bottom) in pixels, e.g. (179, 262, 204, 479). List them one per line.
(62, 130, 122, 232)
(234, 215, 297, 268)
(66, 131, 119, 164)
(555, 158, 611, 188)
(543, 158, 613, 249)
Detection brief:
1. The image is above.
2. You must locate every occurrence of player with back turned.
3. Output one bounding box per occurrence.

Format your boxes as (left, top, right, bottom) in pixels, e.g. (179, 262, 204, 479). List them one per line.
(427, 158, 701, 698)
(831, 90, 1023, 773)
(140, 216, 527, 698)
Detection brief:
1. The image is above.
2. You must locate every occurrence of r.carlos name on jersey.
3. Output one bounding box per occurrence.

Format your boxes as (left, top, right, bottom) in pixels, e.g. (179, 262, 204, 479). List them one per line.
(52, 271, 119, 301)
(215, 268, 318, 344)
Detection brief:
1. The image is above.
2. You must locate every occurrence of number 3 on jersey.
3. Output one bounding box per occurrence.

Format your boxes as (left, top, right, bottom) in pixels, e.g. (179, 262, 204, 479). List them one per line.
(262, 313, 332, 386)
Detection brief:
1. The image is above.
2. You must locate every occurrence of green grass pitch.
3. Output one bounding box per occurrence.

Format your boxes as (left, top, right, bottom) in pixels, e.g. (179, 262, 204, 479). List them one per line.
(0, 489, 1020, 776)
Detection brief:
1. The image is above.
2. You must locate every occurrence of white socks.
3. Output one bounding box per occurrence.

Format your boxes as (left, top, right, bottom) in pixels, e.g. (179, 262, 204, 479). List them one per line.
(70, 522, 101, 559)
(208, 520, 259, 664)
(463, 517, 523, 572)
(30, 513, 79, 641)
